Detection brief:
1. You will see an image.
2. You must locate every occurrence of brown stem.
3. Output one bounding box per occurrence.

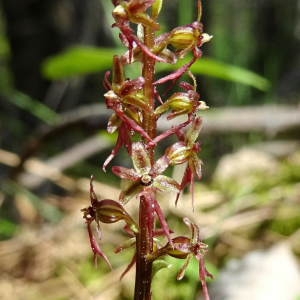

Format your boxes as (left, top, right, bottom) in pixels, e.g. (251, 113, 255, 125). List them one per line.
(134, 21, 157, 300)
(134, 194, 154, 300)
(142, 25, 156, 160)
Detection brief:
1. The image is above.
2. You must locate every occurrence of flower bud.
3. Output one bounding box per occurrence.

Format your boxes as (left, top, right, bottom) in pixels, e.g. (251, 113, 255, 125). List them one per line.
(166, 142, 191, 165)
(169, 27, 196, 50)
(167, 236, 191, 258)
(93, 199, 136, 226)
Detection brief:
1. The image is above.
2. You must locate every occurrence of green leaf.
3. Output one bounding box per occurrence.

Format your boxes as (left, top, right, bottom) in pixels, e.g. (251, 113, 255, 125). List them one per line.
(0, 219, 18, 239)
(152, 259, 172, 279)
(157, 57, 271, 91)
(42, 46, 122, 80)
(42, 46, 270, 91)
(6, 91, 59, 125)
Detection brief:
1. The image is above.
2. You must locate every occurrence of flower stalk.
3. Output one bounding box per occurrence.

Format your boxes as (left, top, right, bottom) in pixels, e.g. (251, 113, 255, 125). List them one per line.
(82, 1, 212, 299)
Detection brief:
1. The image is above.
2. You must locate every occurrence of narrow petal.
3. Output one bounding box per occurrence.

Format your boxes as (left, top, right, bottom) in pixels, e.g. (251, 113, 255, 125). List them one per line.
(86, 222, 112, 269)
(153, 175, 180, 193)
(90, 175, 98, 206)
(107, 113, 121, 133)
(151, 155, 169, 176)
(198, 255, 211, 300)
(120, 253, 136, 280)
(190, 153, 202, 179)
(115, 237, 136, 253)
(154, 199, 173, 246)
(132, 142, 151, 174)
(186, 116, 202, 145)
(119, 76, 145, 96)
(177, 254, 193, 280)
(112, 166, 140, 181)
(120, 181, 143, 204)
(175, 167, 192, 206)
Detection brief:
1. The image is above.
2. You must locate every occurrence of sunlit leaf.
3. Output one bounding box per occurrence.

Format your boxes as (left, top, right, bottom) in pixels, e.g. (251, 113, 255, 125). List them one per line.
(157, 56, 271, 91)
(42, 46, 270, 91)
(42, 46, 122, 80)
(152, 259, 171, 279)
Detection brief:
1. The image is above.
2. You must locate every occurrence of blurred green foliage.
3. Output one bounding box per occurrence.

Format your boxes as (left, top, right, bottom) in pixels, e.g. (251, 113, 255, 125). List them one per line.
(152, 257, 217, 300)
(42, 46, 270, 91)
(6, 91, 59, 125)
(0, 219, 18, 239)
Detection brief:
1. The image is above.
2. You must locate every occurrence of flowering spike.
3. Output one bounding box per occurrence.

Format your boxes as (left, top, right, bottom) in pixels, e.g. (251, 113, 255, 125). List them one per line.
(83, 1, 212, 298)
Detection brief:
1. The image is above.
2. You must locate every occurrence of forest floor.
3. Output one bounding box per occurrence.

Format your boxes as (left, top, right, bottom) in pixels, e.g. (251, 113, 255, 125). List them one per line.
(0, 145, 299, 300)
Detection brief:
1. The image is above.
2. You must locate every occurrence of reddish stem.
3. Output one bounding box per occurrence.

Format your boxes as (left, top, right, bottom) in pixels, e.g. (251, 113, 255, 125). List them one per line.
(134, 194, 154, 300)
(134, 19, 157, 299)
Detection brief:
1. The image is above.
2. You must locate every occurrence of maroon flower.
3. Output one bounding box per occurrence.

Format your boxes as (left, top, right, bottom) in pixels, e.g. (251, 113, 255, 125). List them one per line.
(112, 142, 180, 203)
(166, 116, 203, 209)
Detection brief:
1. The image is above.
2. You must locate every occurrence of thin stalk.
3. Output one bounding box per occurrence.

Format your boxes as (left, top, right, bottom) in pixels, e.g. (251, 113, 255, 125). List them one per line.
(142, 25, 156, 148)
(134, 194, 154, 300)
(134, 22, 156, 300)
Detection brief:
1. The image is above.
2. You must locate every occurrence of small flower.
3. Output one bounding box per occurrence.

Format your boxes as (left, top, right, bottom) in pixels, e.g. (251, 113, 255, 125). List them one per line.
(155, 80, 208, 120)
(112, 142, 180, 203)
(147, 217, 212, 300)
(102, 56, 155, 169)
(166, 116, 203, 208)
(81, 176, 138, 268)
(113, 0, 159, 30)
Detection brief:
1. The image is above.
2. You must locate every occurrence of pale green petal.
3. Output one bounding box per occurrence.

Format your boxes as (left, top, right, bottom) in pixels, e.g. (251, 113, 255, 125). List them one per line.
(153, 175, 180, 192)
(132, 142, 151, 175)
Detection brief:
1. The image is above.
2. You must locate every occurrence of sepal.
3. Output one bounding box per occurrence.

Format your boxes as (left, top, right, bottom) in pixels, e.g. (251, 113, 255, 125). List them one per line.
(93, 199, 136, 227)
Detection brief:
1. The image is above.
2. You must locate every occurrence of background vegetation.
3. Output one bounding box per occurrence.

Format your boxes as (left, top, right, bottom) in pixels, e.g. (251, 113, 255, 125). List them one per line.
(0, 0, 299, 299)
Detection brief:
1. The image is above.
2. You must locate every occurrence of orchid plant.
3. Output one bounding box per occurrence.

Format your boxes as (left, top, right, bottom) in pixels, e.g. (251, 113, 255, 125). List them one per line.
(81, 0, 212, 299)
